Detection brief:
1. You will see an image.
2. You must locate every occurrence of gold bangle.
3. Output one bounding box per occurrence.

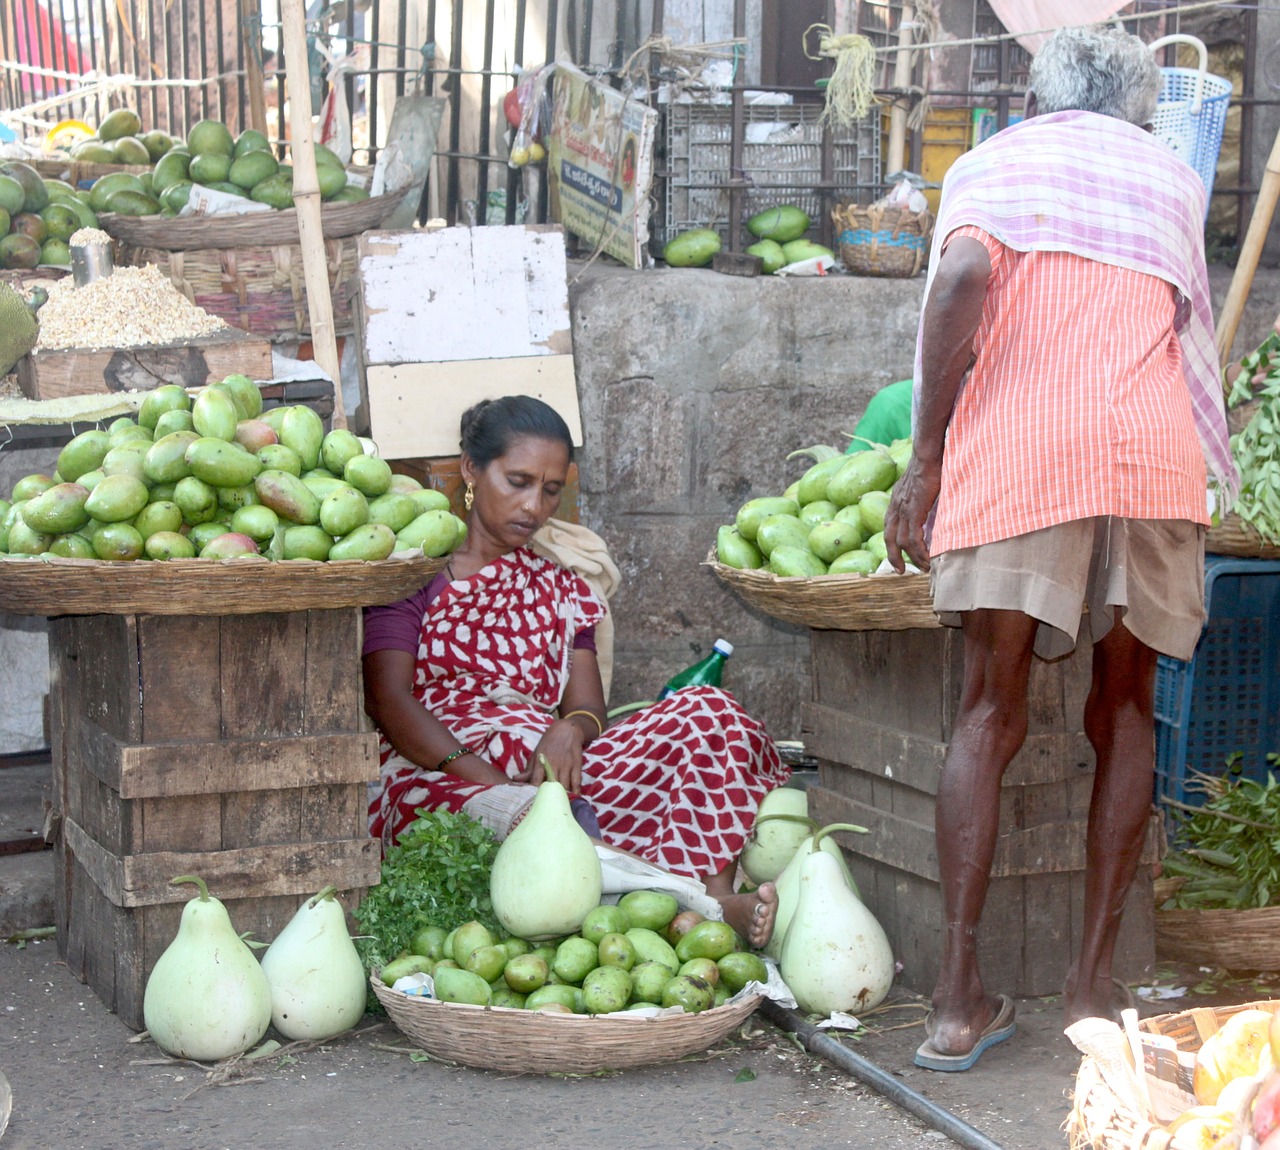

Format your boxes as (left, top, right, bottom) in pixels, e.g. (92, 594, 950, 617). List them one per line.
(562, 709, 604, 737)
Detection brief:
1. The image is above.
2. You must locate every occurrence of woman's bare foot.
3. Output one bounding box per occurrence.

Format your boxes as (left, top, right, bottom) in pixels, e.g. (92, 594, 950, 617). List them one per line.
(716, 882, 778, 949)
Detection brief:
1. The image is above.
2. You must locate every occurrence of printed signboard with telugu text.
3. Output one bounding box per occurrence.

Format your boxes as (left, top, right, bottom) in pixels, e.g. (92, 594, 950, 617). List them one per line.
(546, 63, 657, 269)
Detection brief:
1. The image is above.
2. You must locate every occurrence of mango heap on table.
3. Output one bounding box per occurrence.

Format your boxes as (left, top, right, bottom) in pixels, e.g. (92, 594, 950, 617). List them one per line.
(717, 438, 913, 577)
(0, 378, 466, 563)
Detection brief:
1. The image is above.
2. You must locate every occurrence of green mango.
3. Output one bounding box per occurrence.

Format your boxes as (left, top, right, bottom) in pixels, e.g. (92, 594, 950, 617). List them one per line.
(433, 965, 492, 1006)
(152, 409, 196, 438)
(769, 545, 828, 577)
(254, 469, 320, 525)
(83, 474, 149, 523)
(342, 452, 392, 498)
(581, 966, 631, 1015)
(717, 950, 769, 994)
(661, 973, 715, 1014)
(329, 522, 395, 562)
(715, 524, 763, 570)
(143, 531, 197, 560)
(49, 532, 96, 559)
(624, 928, 679, 974)
(395, 509, 461, 557)
(366, 492, 419, 533)
(525, 984, 579, 1012)
(674, 920, 738, 963)
(56, 430, 111, 483)
(281, 524, 333, 560)
(628, 961, 674, 1004)
(755, 513, 810, 558)
(143, 431, 199, 484)
(808, 519, 863, 564)
(91, 522, 144, 561)
(827, 549, 877, 575)
(21, 483, 90, 535)
(192, 386, 240, 442)
(857, 489, 892, 536)
(257, 443, 302, 476)
(279, 405, 324, 471)
(230, 504, 279, 543)
(618, 890, 679, 932)
(133, 501, 184, 539)
(826, 450, 897, 508)
(249, 172, 294, 210)
(319, 429, 363, 475)
(318, 486, 369, 538)
(173, 476, 220, 525)
(185, 437, 262, 488)
(734, 496, 799, 542)
(747, 204, 810, 243)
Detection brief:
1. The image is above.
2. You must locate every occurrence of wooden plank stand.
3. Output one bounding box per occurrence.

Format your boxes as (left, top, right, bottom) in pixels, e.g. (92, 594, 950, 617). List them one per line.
(47, 608, 382, 1030)
(802, 627, 1158, 998)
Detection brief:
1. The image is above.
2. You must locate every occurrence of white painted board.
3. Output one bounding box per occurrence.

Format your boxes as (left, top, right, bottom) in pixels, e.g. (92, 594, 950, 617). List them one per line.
(358, 226, 573, 366)
(366, 355, 581, 460)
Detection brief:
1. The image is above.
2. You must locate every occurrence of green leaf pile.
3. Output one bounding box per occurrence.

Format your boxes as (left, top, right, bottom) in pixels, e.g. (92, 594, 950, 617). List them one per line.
(1161, 755, 1280, 909)
(354, 810, 501, 975)
(1227, 335, 1280, 544)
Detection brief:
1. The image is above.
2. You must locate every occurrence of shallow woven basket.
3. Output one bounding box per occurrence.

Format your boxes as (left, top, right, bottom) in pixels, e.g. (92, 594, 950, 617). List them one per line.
(97, 189, 405, 251)
(832, 202, 934, 278)
(1155, 905, 1280, 970)
(1205, 513, 1280, 560)
(371, 976, 763, 1074)
(1068, 999, 1280, 1150)
(0, 551, 442, 617)
(118, 237, 360, 340)
(706, 553, 939, 631)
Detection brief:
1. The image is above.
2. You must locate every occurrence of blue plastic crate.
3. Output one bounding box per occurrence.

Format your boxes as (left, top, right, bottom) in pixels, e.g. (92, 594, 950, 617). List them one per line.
(1154, 555, 1280, 820)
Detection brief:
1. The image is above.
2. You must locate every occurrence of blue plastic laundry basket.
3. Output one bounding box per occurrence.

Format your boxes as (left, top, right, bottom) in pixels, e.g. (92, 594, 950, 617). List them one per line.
(1149, 35, 1233, 216)
(1153, 555, 1280, 823)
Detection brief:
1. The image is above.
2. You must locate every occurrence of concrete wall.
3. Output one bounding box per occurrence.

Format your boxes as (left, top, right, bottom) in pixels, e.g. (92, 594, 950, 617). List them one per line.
(2, 262, 1279, 752)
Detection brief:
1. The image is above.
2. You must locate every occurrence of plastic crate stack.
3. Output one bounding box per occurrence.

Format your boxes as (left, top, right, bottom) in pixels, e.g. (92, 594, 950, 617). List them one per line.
(659, 103, 881, 248)
(1154, 554, 1280, 821)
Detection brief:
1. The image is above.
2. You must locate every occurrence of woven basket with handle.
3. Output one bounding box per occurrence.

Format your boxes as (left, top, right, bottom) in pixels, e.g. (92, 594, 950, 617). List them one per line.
(832, 202, 934, 278)
(372, 976, 763, 1073)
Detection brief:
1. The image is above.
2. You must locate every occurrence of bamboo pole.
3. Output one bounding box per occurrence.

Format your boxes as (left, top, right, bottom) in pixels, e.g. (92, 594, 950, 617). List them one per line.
(1215, 123, 1280, 367)
(280, 0, 348, 428)
(886, 2, 915, 176)
(241, 0, 269, 137)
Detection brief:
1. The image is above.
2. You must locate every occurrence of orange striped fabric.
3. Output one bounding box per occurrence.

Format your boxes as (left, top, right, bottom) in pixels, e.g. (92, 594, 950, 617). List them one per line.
(929, 225, 1209, 555)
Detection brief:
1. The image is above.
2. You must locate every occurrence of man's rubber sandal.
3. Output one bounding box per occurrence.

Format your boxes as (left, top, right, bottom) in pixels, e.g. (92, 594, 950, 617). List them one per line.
(913, 994, 1017, 1072)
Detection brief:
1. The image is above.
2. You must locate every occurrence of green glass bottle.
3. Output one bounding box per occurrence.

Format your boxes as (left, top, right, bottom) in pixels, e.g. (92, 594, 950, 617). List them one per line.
(657, 638, 733, 700)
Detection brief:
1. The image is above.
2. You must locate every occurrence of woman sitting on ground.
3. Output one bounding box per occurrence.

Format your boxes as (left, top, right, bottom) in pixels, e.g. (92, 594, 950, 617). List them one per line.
(362, 395, 790, 945)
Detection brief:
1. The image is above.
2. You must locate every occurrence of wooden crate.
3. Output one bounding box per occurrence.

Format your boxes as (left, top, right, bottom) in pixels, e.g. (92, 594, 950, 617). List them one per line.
(47, 608, 381, 1029)
(803, 627, 1158, 998)
(17, 327, 273, 400)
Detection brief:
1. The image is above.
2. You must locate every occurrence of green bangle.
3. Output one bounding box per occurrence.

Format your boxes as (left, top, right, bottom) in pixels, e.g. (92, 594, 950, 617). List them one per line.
(435, 747, 470, 771)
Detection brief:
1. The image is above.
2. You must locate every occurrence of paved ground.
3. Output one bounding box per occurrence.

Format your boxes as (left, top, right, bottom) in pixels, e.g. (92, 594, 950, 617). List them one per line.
(4, 757, 1276, 1150)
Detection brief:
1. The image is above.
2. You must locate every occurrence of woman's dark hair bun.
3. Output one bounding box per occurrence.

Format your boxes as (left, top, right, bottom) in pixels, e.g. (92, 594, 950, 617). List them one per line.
(459, 395, 574, 469)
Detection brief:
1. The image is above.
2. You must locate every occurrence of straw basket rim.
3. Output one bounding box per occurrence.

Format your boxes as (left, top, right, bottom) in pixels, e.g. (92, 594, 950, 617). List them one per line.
(706, 552, 939, 631)
(1067, 999, 1280, 1150)
(371, 976, 763, 1073)
(97, 189, 406, 251)
(1205, 513, 1280, 560)
(1155, 904, 1280, 970)
(0, 550, 442, 617)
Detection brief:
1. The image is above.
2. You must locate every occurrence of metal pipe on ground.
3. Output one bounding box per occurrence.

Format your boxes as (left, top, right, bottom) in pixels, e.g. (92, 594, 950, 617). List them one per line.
(760, 1000, 1007, 1150)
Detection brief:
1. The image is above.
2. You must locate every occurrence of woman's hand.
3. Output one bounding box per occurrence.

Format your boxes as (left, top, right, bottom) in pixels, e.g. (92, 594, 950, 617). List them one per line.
(515, 720, 585, 793)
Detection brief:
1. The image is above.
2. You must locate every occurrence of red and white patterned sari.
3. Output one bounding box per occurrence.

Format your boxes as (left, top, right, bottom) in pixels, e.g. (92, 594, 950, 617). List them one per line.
(367, 547, 789, 879)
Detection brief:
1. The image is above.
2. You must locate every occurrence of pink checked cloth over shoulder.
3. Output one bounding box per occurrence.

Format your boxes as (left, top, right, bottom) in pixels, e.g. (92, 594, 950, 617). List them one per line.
(913, 109, 1238, 512)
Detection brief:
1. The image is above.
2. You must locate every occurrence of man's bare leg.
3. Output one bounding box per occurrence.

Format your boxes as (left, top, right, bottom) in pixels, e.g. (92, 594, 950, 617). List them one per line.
(927, 608, 1038, 1056)
(1064, 620, 1159, 1025)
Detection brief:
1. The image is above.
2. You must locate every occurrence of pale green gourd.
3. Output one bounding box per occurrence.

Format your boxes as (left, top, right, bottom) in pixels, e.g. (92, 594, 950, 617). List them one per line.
(765, 823, 865, 961)
(259, 885, 366, 1041)
(740, 787, 813, 884)
(142, 875, 272, 1061)
(489, 755, 602, 940)
(778, 826, 894, 1016)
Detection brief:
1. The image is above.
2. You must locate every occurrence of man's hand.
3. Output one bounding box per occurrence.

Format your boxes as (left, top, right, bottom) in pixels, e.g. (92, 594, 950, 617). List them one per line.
(884, 455, 941, 573)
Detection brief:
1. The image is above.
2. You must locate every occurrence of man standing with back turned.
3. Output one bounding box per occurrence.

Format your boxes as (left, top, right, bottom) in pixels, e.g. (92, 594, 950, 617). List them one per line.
(884, 24, 1238, 1071)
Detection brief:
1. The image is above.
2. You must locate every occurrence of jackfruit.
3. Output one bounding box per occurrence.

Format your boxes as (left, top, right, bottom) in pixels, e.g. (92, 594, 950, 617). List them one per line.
(0, 286, 46, 376)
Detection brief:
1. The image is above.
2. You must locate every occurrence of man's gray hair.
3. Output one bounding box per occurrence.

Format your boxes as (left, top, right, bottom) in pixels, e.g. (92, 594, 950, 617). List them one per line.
(1028, 25, 1161, 126)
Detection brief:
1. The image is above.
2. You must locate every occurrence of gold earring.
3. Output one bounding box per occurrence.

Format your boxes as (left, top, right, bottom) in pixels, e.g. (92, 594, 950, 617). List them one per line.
(464, 482, 474, 512)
